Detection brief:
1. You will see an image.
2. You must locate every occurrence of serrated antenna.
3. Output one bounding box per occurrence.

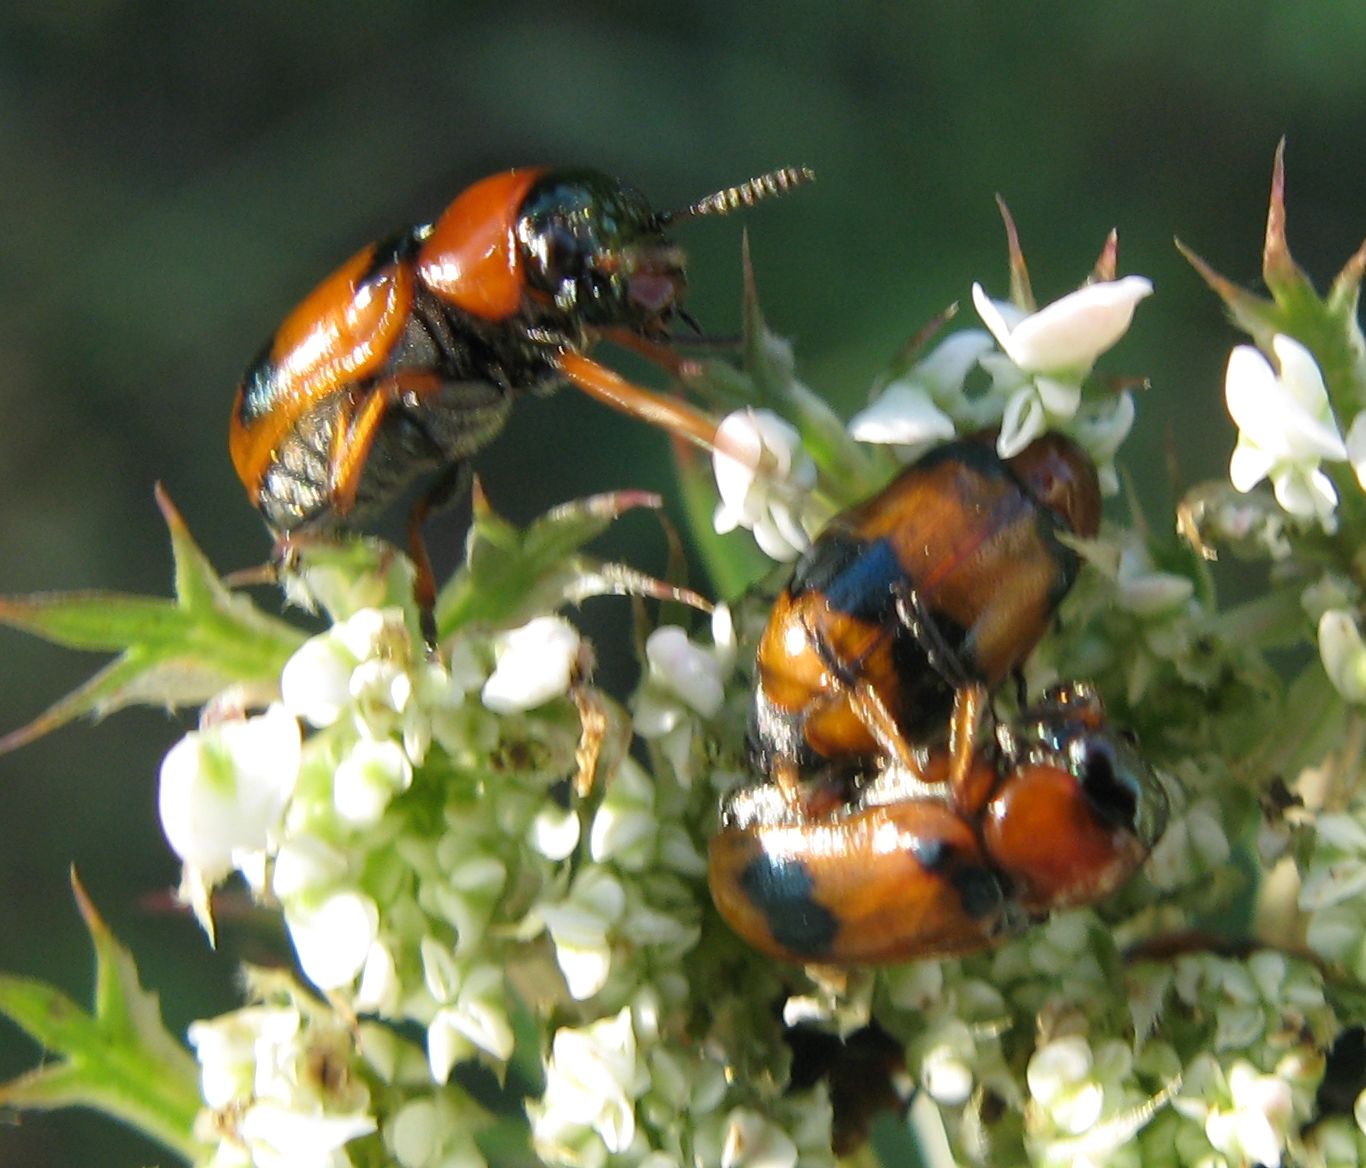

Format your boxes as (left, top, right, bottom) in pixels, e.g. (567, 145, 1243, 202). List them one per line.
(657, 166, 815, 226)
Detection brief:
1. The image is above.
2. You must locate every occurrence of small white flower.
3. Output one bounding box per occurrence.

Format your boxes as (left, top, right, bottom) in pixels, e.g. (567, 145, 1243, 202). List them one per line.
(189, 999, 375, 1168)
(848, 330, 999, 453)
(1070, 390, 1136, 494)
(642, 626, 726, 718)
(1204, 1061, 1294, 1168)
(237, 1103, 377, 1168)
(1115, 544, 1195, 617)
(481, 616, 581, 713)
(712, 408, 817, 562)
(280, 634, 355, 729)
(534, 1009, 643, 1158)
(848, 383, 957, 455)
(991, 369, 1082, 458)
(353, 939, 400, 1015)
(538, 868, 626, 1000)
(1225, 335, 1347, 526)
(285, 889, 379, 991)
(421, 944, 514, 1080)
(1027, 1036, 1104, 1136)
(973, 277, 1150, 460)
(1318, 609, 1366, 704)
(333, 737, 413, 825)
(720, 1108, 800, 1168)
(189, 1005, 299, 1110)
(973, 277, 1153, 376)
(530, 804, 581, 861)
(159, 705, 301, 882)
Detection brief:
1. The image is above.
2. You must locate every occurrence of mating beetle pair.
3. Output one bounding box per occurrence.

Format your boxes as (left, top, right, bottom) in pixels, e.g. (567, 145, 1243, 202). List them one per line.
(711, 431, 1168, 964)
(229, 165, 1166, 968)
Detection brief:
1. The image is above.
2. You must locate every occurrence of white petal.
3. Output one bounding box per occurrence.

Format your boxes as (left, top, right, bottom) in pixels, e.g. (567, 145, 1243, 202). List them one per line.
(280, 635, 355, 728)
(971, 283, 1022, 354)
(1347, 411, 1366, 491)
(996, 389, 1045, 459)
(913, 329, 996, 395)
(333, 738, 412, 826)
(158, 707, 301, 879)
(1225, 345, 1282, 435)
(481, 617, 580, 713)
(721, 1108, 799, 1168)
(712, 410, 774, 508)
(1319, 609, 1366, 703)
(1273, 466, 1337, 521)
(848, 384, 956, 447)
(1005, 276, 1152, 373)
(1035, 375, 1082, 417)
(1272, 334, 1332, 413)
(645, 626, 725, 716)
(530, 805, 582, 861)
(286, 890, 378, 990)
(238, 1103, 375, 1163)
(1229, 437, 1275, 493)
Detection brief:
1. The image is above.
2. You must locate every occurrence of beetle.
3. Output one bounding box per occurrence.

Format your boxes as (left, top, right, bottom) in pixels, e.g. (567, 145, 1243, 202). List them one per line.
(229, 165, 812, 636)
(709, 682, 1167, 966)
(747, 430, 1101, 806)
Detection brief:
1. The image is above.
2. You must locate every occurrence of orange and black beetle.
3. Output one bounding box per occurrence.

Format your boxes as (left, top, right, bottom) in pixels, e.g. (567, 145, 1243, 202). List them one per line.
(230, 165, 812, 631)
(709, 682, 1167, 965)
(748, 431, 1101, 802)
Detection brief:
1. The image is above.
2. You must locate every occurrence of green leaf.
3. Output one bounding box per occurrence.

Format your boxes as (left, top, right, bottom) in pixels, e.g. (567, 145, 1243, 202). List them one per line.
(1179, 141, 1366, 421)
(0, 487, 305, 752)
(436, 486, 707, 635)
(0, 872, 205, 1162)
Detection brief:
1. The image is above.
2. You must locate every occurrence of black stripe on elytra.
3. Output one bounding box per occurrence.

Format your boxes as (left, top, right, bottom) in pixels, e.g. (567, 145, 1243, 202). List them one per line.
(739, 853, 838, 958)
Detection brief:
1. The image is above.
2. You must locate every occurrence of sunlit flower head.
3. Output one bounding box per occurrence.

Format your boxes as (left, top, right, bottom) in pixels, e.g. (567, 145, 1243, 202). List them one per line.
(1225, 335, 1347, 527)
(712, 408, 817, 561)
(973, 277, 1151, 459)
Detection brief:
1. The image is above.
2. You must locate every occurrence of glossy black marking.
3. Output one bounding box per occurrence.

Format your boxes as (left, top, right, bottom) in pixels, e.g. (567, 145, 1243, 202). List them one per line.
(948, 860, 1008, 923)
(739, 853, 838, 957)
(1077, 740, 1140, 831)
(236, 338, 279, 426)
(358, 229, 422, 285)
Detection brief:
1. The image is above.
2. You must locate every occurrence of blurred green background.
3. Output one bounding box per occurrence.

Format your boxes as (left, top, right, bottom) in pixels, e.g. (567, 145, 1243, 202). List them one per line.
(2, 3, 1364, 1163)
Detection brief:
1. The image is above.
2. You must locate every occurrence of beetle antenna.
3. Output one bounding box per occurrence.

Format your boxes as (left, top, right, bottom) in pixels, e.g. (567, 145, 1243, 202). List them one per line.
(657, 166, 814, 226)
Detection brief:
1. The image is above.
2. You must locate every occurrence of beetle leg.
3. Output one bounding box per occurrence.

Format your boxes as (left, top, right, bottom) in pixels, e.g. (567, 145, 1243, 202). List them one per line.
(890, 583, 976, 692)
(556, 352, 721, 452)
(846, 680, 921, 774)
(327, 372, 445, 515)
(407, 461, 473, 648)
(772, 754, 805, 807)
(947, 683, 993, 815)
(597, 327, 687, 375)
(322, 372, 450, 646)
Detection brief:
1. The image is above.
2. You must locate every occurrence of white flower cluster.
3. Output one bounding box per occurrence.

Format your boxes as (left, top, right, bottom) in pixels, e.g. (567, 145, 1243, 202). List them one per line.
(710, 260, 1152, 563)
(849, 274, 1150, 492)
(871, 912, 1341, 1167)
(158, 570, 837, 1166)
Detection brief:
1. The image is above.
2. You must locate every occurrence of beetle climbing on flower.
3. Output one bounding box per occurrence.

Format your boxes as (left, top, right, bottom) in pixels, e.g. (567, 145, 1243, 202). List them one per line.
(229, 164, 813, 638)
